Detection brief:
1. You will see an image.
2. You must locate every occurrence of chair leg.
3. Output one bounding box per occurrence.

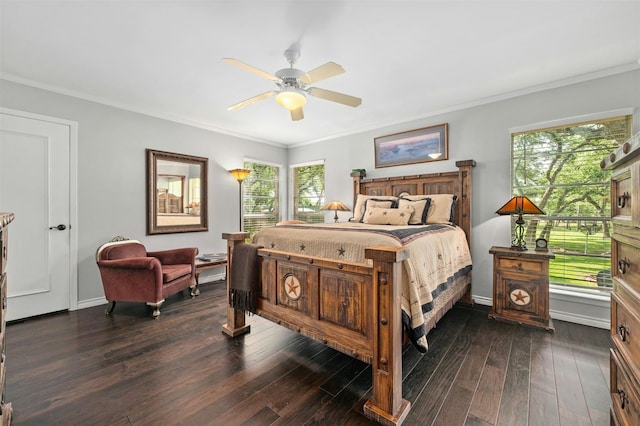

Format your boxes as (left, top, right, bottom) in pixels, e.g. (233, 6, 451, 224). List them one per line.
(147, 300, 164, 318)
(105, 301, 116, 315)
(190, 283, 200, 297)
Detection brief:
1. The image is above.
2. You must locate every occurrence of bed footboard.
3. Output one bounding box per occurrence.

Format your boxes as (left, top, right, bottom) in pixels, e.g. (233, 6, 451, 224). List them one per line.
(222, 232, 411, 425)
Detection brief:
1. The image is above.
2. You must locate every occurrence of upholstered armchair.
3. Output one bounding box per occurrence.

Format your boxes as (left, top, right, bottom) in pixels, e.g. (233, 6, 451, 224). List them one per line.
(96, 238, 199, 317)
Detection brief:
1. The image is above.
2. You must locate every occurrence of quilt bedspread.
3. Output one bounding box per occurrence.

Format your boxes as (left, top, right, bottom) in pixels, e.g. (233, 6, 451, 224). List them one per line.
(252, 222, 472, 351)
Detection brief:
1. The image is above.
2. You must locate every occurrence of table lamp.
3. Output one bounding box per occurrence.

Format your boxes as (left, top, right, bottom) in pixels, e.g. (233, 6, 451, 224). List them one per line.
(496, 195, 544, 250)
(321, 200, 350, 223)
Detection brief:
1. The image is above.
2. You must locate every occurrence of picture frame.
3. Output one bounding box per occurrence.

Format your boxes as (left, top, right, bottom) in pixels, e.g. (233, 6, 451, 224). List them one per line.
(374, 123, 448, 168)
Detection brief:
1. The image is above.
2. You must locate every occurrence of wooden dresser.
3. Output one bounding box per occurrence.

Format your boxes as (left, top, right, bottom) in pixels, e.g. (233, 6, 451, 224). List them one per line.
(601, 132, 640, 425)
(0, 213, 14, 425)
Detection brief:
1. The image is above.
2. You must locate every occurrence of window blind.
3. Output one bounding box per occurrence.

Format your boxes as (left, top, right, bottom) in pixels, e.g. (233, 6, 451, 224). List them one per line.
(243, 161, 280, 237)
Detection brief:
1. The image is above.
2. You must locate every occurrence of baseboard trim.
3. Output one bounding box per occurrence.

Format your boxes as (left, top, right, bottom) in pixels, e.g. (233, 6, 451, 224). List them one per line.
(472, 294, 609, 329)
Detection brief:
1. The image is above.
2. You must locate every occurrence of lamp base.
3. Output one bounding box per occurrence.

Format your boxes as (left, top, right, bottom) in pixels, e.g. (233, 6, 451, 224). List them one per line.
(511, 220, 527, 251)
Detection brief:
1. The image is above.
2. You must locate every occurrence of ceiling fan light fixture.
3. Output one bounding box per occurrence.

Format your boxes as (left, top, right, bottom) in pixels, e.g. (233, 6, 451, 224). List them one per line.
(276, 88, 307, 111)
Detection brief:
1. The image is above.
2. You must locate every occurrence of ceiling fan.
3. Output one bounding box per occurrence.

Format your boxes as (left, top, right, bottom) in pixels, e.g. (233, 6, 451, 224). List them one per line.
(222, 49, 362, 121)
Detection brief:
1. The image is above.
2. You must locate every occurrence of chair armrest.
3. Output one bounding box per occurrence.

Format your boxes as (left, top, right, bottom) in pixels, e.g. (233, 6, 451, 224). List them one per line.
(147, 247, 198, 265)
(97, 257, 160, 270)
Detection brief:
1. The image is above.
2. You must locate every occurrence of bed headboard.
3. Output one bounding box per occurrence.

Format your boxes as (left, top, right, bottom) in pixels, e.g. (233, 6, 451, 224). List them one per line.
(351, 160, 476, 246)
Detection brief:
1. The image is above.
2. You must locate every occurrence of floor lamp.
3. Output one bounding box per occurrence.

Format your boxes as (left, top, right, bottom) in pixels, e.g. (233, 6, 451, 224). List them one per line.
(228, 168, 251, 231)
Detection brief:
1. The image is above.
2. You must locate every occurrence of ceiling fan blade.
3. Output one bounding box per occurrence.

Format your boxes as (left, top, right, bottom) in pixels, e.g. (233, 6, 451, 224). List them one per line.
(290, 107, 304, 121)
(222, 58, 280, 82)
(228, 91, 277, 111)
(308, 87, 362, 107)
(299, 62, 345, 85)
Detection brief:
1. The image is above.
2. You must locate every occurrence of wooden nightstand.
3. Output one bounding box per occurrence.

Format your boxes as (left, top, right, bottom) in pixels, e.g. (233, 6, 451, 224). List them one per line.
(489, 246, 555, 332)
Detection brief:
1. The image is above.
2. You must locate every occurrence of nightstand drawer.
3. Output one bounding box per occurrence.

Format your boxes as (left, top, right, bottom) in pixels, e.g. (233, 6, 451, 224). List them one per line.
(611, 348, 640, 426)
(497, 257, 544, 274)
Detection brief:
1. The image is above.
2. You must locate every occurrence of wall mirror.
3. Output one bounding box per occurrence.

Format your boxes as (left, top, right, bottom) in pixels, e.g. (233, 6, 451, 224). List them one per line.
(146, 149, 208, 234)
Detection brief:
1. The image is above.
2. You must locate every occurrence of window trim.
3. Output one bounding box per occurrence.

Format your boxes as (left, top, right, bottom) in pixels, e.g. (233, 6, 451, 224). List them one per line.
(509, 108, 633, 135)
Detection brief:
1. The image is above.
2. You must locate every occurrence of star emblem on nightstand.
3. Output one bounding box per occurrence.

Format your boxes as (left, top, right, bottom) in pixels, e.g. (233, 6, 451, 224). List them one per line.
(284, 274, 301, 300)
(509, 289, 531, 306)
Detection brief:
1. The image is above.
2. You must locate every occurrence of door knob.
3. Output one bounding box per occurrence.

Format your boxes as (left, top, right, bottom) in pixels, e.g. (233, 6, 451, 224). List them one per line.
(49, 224, 67, 231)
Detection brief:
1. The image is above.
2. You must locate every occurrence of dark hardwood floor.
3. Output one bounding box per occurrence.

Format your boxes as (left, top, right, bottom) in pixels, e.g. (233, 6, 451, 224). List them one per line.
(5, 280, 611, 425)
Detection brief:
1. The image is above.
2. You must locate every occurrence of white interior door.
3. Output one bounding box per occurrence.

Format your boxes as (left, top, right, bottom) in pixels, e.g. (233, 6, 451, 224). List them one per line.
(0, 111, 73, 321)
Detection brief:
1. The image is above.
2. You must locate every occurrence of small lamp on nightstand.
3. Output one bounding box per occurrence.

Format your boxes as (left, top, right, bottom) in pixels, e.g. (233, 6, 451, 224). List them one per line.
(496, 195, 545, 251)
(321, 200, 350, 223)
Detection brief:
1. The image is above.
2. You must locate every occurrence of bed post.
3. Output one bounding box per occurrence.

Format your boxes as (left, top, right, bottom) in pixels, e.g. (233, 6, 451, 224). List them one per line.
(455, 160, 475, 249)
(363, 246, 411, 426)
(455, 160, 475, 305)
(351, 170, 366, 216)
(221, 232, 251, 337)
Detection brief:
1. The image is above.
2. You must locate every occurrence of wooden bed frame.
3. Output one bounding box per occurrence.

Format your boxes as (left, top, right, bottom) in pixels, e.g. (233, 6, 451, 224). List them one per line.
(222, 160, 475, 425)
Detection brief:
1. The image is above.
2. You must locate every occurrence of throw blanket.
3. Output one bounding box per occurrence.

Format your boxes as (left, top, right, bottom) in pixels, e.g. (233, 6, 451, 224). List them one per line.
(253, 222, 472, 351)
(229, 243, 263, 314)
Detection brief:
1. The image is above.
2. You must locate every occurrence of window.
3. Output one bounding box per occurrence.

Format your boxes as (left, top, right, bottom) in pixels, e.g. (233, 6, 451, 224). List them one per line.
(243, 160, 280, 237)
(290, 161, 325, 224)
(511, 114, 632, 291)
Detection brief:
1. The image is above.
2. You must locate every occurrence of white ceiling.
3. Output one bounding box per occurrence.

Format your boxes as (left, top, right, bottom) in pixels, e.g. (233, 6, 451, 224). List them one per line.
(2, 1, 639, 147)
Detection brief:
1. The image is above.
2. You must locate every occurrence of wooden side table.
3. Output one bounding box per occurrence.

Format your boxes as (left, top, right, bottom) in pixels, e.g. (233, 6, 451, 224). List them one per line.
(195, 257, 227, 286)
(488, 246, 555, 332)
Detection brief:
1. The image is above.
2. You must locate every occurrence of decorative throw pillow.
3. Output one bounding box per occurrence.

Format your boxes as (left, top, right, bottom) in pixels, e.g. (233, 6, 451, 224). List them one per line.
(363, 205, 414, 226)
(425, 194, 458, 224)
(398, 197, 431, 225)
(351, 194, 398, 222)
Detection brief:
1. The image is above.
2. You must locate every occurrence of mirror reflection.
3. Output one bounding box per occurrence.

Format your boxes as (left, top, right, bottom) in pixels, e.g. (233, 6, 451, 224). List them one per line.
(147, 149, 208, 234)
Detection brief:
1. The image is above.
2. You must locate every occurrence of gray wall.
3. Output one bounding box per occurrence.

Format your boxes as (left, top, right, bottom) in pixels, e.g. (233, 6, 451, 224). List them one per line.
(1, 80, 287, 302)
(2, 69, 638, 326)
(289, 69, 640, 327)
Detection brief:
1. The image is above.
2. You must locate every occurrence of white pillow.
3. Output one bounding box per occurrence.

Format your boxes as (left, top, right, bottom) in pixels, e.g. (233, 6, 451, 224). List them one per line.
(398, 197, 431, 225)
(352, 194, 398, 222)
(363, 205, 414, 226)
(425, 194, 457, 224)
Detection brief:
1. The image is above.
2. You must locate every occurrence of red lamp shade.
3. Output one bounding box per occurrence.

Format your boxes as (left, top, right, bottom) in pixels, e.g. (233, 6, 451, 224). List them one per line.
(496, 196, 545, 250)
(496, 196, 544, 216)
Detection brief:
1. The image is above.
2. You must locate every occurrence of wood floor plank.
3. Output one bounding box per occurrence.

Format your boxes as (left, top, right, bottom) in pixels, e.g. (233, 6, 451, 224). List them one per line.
(401, 306, 473, 402)
(529, 331, 556, 396)
(553, 320, 593, 425)
(529, 387, 560, 426)
(496, 326, 532, 426)
(408, 310, 483, 425)
(467, 321, 514, 424)
(433, 317, 500, 425)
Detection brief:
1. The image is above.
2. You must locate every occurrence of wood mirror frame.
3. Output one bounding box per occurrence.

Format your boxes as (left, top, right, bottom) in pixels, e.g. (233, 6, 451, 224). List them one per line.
(146, 149, 208, 235)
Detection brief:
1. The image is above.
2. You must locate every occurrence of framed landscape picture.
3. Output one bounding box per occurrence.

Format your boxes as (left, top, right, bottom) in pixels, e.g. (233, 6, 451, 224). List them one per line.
(374, 123, 448, 168)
